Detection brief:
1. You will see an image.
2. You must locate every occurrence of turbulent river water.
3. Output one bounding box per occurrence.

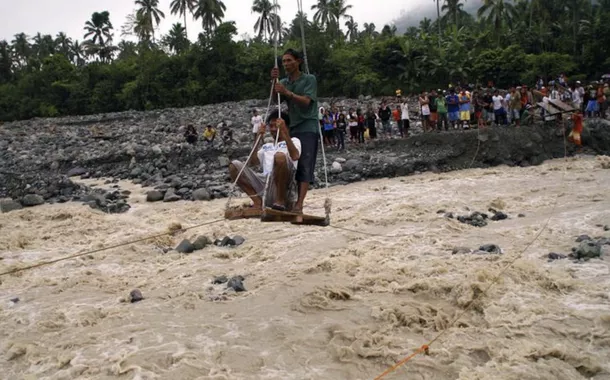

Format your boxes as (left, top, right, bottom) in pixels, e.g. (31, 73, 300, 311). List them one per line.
(1, 155, 610, 380)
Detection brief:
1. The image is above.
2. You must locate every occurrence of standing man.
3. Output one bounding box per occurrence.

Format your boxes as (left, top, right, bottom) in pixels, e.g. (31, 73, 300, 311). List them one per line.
(446, 88, 459, 130)
(510, 87, 522, 127)
(271, 49, 319, 215)
(400, 98, 410, 137)
(251, 109, 263, 142)
(378, 101, 393, 138)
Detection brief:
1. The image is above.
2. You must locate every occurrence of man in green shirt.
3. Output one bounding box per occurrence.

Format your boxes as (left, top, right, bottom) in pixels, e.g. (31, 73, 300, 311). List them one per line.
(271, 49, 319, 215)
(435, 93, 448, 131)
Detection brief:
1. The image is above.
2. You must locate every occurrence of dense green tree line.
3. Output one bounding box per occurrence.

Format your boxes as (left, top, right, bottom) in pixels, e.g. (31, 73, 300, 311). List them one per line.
(1, 0, 609, 121)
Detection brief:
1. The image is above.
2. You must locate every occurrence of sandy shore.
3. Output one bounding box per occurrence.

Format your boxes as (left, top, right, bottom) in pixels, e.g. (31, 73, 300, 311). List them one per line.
(1, 155, 610, 380)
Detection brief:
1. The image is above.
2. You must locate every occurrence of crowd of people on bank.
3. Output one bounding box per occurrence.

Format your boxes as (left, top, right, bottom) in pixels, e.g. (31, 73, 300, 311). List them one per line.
(182, 76, 609, 152)
(313, 77, 609, 151)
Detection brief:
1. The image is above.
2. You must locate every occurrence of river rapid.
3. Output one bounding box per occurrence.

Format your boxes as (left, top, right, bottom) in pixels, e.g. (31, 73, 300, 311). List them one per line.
(1, 155, 610, 380)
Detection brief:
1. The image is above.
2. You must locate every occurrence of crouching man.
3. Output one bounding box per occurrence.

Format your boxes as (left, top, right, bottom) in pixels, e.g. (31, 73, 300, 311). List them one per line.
(229, 111, 301, 211)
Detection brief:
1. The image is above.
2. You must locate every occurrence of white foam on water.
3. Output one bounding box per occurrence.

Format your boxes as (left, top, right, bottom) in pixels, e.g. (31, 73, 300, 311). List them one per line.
(1, 156, 610, 379)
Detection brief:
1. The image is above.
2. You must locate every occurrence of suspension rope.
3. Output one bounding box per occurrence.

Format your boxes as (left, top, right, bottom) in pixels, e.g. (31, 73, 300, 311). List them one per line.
(260, 0, 283, 210)
(0, 218, 226, 277)
(296, 0, 310, 75)
(225, 0, 282, 212)
(296, 0, 331, 222)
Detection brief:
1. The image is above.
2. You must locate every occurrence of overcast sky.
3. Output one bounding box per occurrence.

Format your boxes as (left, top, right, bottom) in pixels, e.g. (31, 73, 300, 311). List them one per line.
(0, 0, 440, 43)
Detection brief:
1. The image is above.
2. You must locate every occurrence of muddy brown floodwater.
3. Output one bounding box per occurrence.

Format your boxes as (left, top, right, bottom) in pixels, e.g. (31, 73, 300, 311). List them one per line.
(1, 155, 610, 380)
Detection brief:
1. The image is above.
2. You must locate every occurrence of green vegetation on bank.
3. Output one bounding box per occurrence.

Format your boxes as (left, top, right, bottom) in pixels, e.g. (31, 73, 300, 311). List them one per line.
(0, 0, 609, 121)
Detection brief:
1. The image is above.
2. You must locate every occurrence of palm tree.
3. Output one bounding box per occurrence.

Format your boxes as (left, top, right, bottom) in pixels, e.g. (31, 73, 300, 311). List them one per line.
(55, 32, 72, 57)
(442, 0, 466, 29)
(170, 0, 196, 37)
(71, 40, 86, 66)
(362, 23, 378, 39)
(252, 0, 281, 41)
(136, 0, 165, 43)
(11, 33, 31, 67)
(193, 0, 227, 36)
(436, 0, 442, 47)
(117, 40, 138, 60)
(121, 11, 153, 43)
(32, 33, 56, 59)
(478, 0, 517, 42)
(163, 23, 190, 54)
(311, 0, 333, 30)
(381, 24, 397, 38)
(329, 0, 352, 33)
(84, 11, 114, 46)
(419, 17, 433, 34)
(268, 13, 283, 43)
(345, 17, 358, 42)
(564, 0, 586, 54)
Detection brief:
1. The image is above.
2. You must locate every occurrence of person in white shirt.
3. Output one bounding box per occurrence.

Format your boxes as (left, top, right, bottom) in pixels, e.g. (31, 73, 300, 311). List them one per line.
(251, 109, 263, 142)
(504, 92, 512, 123)
(572, 85, 582, 110)
(230, 111, 301, 212)
(401, 101, 410, 137)
(492, 90, 506, 125)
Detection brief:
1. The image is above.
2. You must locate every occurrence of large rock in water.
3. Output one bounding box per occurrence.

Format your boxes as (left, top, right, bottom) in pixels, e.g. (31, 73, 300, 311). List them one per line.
(21, 194, 44, 207)
(176, 239, 195, 253)
(0, 198, 23, 213)
(146, 190, 164, 202)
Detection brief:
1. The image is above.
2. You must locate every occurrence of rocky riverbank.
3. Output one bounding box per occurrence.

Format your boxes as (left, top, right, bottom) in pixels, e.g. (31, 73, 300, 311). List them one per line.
(1, 98, 610, 213)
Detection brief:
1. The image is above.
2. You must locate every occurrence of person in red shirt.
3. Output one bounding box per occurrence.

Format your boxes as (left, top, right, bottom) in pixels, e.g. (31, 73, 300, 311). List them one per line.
(392, 106, 401, 137)
(569, 111, 583, 150)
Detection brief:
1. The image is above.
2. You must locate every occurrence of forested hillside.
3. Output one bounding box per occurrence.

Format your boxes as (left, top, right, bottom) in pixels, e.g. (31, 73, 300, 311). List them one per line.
(0, 0, 609, 121)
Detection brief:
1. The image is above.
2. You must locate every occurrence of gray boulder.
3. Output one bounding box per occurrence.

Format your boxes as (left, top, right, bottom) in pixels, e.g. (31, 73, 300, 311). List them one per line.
(574, 241, 602, 260)
(1, 198, 23, 213)
(232, 235, 246, 246)
(331, 162, 342, 174)
(163, 189, 181, 202)
(67, 167, 87, 177)
(343, 159, 363, 172)
(21, 194, 44, 207)
(218, 156, 230, 167)
(176, 239, 195, 254)
(146, 190, 164, 202)
(192, 188, 211, 201)
(193, 236, 212, 250)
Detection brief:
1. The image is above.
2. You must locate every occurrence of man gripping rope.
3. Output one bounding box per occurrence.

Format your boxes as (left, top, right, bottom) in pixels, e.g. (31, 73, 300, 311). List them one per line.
(271, 49, 319, 216)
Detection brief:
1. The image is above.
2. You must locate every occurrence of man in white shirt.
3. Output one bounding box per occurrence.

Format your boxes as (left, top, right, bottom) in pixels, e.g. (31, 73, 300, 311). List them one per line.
(230, 111, 301, 212)
(400, 100, 410, 137)
(251, 109, 263, 142)
(492, 90, 506, 125)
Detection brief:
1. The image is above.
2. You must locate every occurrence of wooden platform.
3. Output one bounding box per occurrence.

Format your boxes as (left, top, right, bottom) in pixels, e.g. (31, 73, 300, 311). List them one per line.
(548, 99, 577, 112)
(261, 207, 329, 227)
(224, 207, 263, 220)
(537, 102, 562, 115)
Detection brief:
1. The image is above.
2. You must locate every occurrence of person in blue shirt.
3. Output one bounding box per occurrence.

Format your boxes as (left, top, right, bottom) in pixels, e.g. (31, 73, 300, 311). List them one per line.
(446, 88, 460, 130)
